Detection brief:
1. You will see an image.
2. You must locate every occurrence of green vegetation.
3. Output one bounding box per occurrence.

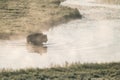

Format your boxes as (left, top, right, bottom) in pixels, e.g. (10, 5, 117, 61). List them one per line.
(0, 0, 82, 39)
(0, 63, 120, 80)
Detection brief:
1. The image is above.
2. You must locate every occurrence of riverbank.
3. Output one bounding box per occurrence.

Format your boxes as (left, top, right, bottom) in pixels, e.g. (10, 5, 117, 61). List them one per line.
(0, 0, 82, 39)
(0, 62, 120, 80)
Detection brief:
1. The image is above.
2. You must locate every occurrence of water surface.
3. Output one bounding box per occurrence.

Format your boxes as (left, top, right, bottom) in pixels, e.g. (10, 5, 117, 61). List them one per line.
(0, 0, 120, 69)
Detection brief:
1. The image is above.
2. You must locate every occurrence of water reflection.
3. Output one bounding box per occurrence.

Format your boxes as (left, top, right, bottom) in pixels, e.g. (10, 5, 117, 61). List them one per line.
(27, 44, 47, 55)
(0, 20, 120, 69)
(0, 0, 120, 69)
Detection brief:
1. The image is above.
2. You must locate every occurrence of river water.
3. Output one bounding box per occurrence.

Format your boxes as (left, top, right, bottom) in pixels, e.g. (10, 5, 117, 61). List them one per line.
(0, 0, 120, 69)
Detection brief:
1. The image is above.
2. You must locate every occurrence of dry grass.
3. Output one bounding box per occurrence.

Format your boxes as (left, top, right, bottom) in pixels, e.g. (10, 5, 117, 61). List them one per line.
(0, 0, 82, 39)
(0, 62, 120, 80)
(96, 0, 120, 4)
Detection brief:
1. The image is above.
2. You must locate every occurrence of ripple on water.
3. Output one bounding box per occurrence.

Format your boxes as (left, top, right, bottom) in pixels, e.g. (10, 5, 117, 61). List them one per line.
(0, 0, 120, 69)
(1, 19, 120, 69)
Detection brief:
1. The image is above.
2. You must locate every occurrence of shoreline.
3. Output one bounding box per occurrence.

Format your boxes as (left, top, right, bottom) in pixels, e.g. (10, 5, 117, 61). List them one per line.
(0, 1, 120, 80)
(0, 62, 120, 80)
(0, 0, 82, 40)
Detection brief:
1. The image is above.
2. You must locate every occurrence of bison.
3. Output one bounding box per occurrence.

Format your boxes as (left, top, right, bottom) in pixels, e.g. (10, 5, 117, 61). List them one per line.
(27, 33, 48, 46)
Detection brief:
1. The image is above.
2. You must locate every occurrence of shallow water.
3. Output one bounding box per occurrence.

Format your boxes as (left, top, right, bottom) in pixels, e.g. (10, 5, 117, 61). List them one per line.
(0, 0, 120, 69)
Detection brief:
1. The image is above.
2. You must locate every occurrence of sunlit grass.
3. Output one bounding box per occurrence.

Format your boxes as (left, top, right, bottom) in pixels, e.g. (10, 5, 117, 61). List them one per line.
(0, 62, 120, 80)
(0, 0, 81, 39)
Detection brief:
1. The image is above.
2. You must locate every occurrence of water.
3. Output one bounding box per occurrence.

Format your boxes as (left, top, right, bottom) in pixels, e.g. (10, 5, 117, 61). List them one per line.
(0, 0, 120, 69)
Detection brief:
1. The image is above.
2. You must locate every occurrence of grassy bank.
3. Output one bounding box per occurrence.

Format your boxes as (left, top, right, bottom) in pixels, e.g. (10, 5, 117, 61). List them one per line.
(0, 0, 81, 39)
(0, 63, 120, 80)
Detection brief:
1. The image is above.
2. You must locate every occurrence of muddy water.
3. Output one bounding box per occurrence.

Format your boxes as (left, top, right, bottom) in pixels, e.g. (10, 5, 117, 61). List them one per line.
(0, 0, 120, 69)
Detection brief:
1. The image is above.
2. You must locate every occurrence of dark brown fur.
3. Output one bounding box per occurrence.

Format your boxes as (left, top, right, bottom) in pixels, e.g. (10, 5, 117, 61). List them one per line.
(27, 33, 48, 45)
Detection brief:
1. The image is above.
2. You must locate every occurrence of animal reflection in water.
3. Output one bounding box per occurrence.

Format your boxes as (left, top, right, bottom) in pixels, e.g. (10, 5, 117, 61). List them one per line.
(26, 33, 48, 55)
(27, 44, 47, 55)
